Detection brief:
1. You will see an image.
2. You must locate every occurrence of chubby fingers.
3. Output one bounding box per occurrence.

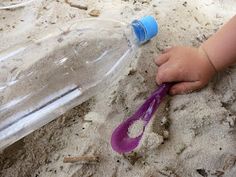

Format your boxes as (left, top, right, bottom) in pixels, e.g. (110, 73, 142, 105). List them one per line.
(155, 53, 170, 66)
(155, 47, 173, 66)
(156, 62, 186, 85)
(169, 81, 203, 95)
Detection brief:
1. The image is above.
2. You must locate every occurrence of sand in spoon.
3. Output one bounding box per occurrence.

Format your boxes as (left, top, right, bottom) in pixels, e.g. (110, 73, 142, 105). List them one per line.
(128, 119, 145, 138)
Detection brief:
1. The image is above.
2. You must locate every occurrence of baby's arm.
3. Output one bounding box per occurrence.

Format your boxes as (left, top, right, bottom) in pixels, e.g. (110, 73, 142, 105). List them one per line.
(202, 15, 236, 71)
(155, 15, 236, 95)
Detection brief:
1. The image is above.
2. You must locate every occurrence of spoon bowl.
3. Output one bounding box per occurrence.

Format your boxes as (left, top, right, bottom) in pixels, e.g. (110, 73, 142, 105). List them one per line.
(111, 83, 172, 153)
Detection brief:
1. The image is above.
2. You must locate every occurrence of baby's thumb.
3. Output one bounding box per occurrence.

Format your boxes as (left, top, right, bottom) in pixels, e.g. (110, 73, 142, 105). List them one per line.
(170, 81, 203, 95)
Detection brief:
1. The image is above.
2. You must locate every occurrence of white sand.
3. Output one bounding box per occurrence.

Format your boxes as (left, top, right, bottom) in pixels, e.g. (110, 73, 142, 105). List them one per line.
(1, 0, 236, 177)
(128, 120, 145, 138)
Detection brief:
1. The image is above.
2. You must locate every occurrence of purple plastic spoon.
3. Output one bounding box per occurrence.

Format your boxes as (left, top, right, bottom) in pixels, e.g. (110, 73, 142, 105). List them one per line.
(111, 83, 172, 153)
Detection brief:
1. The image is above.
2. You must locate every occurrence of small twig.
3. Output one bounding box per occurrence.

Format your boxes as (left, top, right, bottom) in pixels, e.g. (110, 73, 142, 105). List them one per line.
(89, 9, 100, 17)
(63, 156, 99, 163)
(65, 0, 88, 10)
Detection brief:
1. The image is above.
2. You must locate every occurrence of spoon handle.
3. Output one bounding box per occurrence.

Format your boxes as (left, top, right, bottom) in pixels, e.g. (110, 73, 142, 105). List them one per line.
(137, 83, 172, 122)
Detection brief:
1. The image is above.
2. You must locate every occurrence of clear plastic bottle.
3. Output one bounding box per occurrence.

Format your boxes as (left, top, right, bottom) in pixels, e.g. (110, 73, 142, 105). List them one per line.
(0, 16, 158, 149)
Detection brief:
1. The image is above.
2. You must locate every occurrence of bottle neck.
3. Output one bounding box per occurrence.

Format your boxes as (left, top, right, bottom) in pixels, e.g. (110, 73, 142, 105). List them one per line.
(131, 20, 147, 45)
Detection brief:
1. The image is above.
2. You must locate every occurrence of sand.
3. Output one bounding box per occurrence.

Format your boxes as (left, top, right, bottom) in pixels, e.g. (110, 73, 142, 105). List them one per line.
(0, 0, 236, 177)
(128, 120, 145, 138)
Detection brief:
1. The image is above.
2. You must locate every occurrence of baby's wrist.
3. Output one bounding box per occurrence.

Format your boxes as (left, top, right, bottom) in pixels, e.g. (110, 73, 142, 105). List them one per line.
(198, 45, 217, 74)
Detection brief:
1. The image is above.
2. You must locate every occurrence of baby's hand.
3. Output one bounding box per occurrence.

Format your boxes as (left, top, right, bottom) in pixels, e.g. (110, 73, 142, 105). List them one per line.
(155, 46, 216, 95)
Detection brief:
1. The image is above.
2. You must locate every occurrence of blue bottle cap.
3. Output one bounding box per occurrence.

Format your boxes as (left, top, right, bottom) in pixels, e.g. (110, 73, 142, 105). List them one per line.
(132, 16, 158, 44)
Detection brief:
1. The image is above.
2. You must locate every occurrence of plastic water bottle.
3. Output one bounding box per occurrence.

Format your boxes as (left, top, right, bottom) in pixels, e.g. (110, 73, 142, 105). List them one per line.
(0, 16, 158, 149)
